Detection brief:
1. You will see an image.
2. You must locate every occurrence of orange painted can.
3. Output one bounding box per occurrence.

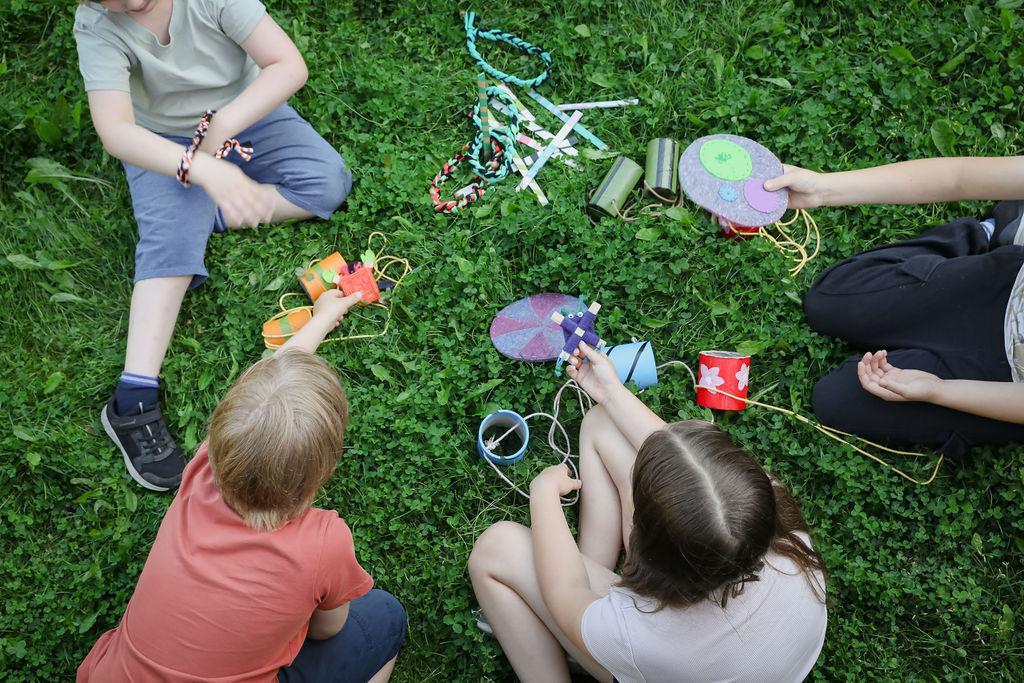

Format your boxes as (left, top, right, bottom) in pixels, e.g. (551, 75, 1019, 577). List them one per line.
(262, 308, 314, 348)
(299, 252, 348, 302)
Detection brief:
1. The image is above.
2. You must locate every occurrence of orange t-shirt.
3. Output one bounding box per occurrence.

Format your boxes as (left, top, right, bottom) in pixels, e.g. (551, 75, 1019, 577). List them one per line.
(77, 441, 373, 682)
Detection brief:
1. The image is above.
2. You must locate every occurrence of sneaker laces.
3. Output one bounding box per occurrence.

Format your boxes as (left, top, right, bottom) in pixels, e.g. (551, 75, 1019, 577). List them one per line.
(136, 403, 178, 462)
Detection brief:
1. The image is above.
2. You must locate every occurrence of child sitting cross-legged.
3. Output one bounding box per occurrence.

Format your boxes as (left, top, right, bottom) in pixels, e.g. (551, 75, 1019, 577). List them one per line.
(77, 290, 406, 683)
(469, 341, 828, 683)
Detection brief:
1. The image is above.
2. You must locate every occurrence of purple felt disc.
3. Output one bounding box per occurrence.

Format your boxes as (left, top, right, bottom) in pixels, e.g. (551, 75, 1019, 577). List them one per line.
(491, 293, 584, 361)
(679, 134, 788, 228)
(744, 177, 780, 213)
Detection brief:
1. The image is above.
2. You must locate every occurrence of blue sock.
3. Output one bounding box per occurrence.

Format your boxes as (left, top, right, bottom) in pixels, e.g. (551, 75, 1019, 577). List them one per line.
(213, 207, 227, 233)
(980, 218, 996, 241)
(114, 372, 159, 416)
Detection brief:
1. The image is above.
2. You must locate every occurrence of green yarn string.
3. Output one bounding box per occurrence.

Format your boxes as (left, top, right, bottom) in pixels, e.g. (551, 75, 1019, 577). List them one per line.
(464, 12, 553, 89)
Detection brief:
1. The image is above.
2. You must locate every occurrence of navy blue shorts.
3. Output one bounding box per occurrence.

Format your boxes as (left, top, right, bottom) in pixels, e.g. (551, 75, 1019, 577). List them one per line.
(124, 103, 352, 289)
(277, 589, 407, 683)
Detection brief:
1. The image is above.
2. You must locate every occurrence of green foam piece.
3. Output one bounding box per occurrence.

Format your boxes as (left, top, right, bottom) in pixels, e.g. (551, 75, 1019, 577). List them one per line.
(698, 139, 752, 181)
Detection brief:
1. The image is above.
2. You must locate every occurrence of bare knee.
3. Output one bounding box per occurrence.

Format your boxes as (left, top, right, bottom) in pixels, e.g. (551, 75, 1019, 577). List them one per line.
(320, 164, 353, 211)
(469, 521, 527, 581)
(580, 404, 611, 440)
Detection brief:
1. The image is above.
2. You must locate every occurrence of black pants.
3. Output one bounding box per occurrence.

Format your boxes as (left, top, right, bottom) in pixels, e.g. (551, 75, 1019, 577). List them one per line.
(804, 216, 1024, 455)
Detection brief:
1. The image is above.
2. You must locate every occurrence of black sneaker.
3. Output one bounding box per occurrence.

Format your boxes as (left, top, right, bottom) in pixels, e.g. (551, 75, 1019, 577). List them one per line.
(101, 396, 186, 491)
(991, 200, 1024, 247)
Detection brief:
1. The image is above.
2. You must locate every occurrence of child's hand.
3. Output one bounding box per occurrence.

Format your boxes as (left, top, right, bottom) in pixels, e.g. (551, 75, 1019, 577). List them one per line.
(198, 159, 275, 227)
(763, 164, 827, 210)
(857, 350, 941, 403)
(530, 464, 582, 498)
(565, 341, 621, 404)
(312, 289, 363, 329)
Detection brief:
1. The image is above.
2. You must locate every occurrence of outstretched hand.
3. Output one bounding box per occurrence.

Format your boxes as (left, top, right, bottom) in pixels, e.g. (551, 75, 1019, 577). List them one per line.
(312, 289, 363, 330)
(857, 350, 941, 403)
(763, 164, 826, 210)
(565, 341, 621, 404)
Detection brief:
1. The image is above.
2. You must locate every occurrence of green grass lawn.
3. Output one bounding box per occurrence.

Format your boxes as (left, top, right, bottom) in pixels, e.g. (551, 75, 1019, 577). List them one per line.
(2, 0, 1023, 680)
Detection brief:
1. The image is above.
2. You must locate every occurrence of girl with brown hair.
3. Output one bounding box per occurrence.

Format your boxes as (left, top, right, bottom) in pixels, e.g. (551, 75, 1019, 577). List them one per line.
(469, 342, 827, 682)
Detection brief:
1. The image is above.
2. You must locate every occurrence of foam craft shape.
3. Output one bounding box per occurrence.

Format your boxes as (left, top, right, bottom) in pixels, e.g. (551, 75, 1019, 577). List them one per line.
(335, 266, 380, 305)
(679, 134, 788, 228)
(490, 293, 583, 361)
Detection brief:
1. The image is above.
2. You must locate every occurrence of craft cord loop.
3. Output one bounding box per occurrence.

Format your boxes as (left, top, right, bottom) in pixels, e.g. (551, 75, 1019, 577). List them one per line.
(701, 386, 942, 485)
(464, 12, 552, 89)
(177, 110, 256, 188)
(177, 110, 215, 187)
(480, 379, 591, 506)
(430, 88, 521, 213)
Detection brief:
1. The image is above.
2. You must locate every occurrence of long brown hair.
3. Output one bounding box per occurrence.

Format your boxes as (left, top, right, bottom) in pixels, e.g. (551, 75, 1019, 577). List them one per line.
(619, 420, 826, 609)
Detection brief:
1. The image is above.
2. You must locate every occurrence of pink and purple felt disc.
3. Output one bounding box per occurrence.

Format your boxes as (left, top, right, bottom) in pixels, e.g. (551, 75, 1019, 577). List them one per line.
(490, 293, 584, 361)
(679, 134, 788, 228)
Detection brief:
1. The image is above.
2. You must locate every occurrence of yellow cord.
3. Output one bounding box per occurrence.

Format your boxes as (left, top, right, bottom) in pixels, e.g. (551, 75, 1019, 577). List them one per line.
(698, 386, 943, 485)
(750, 209, 821, 276)
(721, 209, 821, 276)
(263, 232, 412, 349)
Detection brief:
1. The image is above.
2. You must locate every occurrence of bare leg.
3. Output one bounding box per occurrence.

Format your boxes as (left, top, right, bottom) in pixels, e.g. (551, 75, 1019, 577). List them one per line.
(469, 521, 617, 683)
(268, 186, 316, 223)
(367, 655, 397, 683)
(578, 405, 639, 569)
(123, 275, 192, 378)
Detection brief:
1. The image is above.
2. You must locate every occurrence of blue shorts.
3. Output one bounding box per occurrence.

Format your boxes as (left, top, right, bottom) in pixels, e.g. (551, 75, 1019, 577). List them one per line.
(277, 589, 407, 683)
(124, 103, 353, 289)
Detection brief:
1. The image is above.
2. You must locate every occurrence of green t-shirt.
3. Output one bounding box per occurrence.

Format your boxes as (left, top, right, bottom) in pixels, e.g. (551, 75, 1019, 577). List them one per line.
(74, 0, 266, 137)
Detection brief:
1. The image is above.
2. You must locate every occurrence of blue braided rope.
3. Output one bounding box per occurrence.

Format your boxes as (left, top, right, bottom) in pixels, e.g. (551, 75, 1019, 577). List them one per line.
(464, 12, 553, 89)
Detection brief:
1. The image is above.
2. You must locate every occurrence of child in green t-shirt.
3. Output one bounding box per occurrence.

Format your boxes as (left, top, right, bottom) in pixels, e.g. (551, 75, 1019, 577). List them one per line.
(73, 0, 353, 490)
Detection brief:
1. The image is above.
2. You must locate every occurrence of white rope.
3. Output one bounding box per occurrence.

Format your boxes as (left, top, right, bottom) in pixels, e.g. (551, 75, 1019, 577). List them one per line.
(481, 379, 592, 505)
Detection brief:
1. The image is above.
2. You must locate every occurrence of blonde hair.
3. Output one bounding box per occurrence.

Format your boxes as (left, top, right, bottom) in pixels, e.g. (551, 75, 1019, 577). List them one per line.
(208, 349, 348, 531)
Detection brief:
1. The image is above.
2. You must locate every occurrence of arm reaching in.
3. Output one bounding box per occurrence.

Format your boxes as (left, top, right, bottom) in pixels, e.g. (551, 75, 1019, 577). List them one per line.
(528, 464, 595, 657)
(276, 290, 363, 355)
(765, 156, 1024, 209)
(858, 350, 1024, 423)
(565, 342, 666, 451)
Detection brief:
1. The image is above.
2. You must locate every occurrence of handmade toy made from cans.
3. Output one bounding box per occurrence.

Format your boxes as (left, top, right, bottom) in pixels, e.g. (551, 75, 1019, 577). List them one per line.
(261, 232, 411, 349)
(587, 137, 682, 222)
(678, 133, 821, 275)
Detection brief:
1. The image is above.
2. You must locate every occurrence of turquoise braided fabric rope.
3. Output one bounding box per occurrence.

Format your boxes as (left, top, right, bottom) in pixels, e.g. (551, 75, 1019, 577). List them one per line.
(464, 12, 553, 89)
(428, 87, 522, 213)
(468, 86, 520, 182)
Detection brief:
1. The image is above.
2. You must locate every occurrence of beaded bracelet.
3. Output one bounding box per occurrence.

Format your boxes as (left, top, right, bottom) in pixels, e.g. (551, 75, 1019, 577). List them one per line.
(176, 110, 215, 187)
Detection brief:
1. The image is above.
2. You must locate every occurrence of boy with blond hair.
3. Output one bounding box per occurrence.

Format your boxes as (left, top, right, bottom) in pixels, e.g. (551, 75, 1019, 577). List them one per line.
(77, 290, 405, 682)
